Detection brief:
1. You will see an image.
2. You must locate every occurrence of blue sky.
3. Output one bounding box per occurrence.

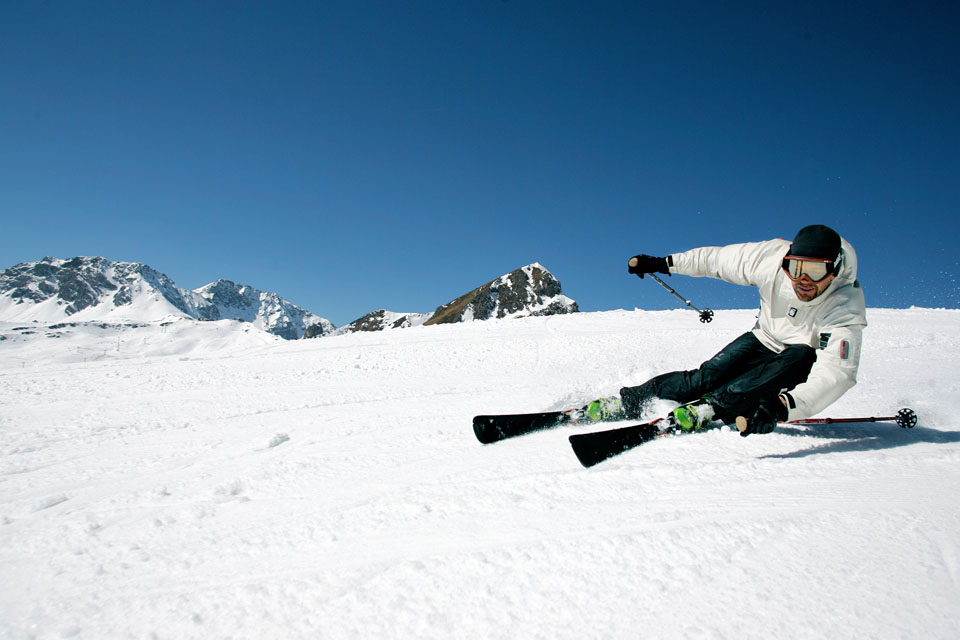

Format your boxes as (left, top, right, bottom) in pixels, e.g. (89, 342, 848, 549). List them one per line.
(1, 1, 957, 326)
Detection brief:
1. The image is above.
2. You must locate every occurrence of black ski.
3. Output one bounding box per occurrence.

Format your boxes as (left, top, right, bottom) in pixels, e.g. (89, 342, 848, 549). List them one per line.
(474, 398, 629, 444)
(571, 407, 920, 467)
(473, 410, 573, 444)
(569, 418, 671, 467)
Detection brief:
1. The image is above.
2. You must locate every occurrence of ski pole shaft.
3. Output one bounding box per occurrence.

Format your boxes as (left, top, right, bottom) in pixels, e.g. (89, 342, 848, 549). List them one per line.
(790, 413, 917, 429)
(791, 416, 894, 424)
(739, 407, 917, 432)
(648, 274, 714, 323)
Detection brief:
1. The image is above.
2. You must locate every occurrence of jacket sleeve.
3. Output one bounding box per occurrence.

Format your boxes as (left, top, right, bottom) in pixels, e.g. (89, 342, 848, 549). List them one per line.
(783, 323, 862, 420)
(782, 283, 867, 420)
(669, 240, 784, 288)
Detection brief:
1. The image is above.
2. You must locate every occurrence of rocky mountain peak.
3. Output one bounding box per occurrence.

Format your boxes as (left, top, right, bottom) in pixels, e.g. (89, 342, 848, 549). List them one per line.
(0, 257, 333, 340)
(4, 258, 577, 341)
(323, 263, 578, 338)
(425, 263, 577, 325)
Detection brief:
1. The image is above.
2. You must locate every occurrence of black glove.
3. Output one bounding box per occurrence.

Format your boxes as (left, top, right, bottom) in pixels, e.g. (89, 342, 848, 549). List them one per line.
(627, 255, 669, 279)
(739, 395, 788, 437)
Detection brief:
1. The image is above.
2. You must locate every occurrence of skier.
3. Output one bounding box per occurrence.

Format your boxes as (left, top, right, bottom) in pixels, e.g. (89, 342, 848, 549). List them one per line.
(612, 224, 866, 436)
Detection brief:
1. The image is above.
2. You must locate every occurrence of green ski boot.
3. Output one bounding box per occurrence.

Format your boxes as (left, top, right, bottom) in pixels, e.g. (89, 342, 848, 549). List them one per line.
(583, 396, 624, 422)
(669, 401, 718, 432)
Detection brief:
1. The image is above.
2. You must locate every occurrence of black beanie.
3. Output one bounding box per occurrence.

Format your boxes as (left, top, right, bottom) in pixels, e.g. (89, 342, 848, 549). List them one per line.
(789, 225, 841, 261)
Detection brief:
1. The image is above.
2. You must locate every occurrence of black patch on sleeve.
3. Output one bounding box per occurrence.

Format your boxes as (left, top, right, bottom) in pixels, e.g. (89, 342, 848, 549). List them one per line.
(782, 392, 797, 409)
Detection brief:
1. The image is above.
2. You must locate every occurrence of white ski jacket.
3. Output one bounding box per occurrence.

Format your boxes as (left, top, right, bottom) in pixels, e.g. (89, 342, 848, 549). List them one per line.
(669, 237, 866, 420)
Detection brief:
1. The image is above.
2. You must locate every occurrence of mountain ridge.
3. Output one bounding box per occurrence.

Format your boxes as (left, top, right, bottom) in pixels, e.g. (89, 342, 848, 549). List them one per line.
(0, 256, 333, 340)
(326, 263, 578, 337)
(425, 262, 577, 326)
(1, 257, 578, 340)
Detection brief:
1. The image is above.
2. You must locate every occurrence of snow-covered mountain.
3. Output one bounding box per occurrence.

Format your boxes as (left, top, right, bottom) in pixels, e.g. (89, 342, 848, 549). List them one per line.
(1, 258, 576, 341)
(426, 263, 578, 325)
(0, 257, 333, 340)
(329, 263, 578, 337)
(327, 309, 432, 337)
(191, 278, 333, 340)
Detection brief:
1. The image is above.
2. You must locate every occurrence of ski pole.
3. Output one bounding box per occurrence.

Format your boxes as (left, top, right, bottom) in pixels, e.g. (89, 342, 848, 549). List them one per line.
(788, 407, 917, 429)
(648, 273, 714, 323)
(737, 407, 917, 433)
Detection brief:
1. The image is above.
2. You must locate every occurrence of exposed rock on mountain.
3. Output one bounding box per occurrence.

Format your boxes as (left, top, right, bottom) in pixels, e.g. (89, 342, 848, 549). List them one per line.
(3, 258, 577, 341)
(322, 263, 578, 338)
(425, 263, 578, 325)
(193, 279, 333, 340)
(0, 257, 333, 340)
(330, 309, 431, 336)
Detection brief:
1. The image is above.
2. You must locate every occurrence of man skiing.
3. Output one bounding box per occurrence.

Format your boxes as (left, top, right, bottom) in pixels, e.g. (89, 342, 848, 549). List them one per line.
(612, 224, 866, 437)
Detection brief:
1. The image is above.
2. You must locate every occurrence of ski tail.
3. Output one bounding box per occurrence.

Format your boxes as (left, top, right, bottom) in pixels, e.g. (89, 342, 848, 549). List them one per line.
(568, 418, 666, 467)
(473, 396, 626, 444)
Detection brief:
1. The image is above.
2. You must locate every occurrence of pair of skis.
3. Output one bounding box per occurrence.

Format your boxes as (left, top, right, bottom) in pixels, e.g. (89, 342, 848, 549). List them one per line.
(473, 407, 918, 468)
(473, 410, 676, 467)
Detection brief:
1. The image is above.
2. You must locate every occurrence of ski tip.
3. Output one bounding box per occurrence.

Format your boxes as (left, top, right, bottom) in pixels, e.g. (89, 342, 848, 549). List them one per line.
(472, 416, 502, 444)
(568, 420, 666, 468)
(568, 435, 602, 468)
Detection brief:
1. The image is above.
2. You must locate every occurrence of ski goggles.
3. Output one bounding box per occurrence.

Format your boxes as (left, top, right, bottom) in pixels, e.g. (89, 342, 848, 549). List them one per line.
(781, 255, 838, 283)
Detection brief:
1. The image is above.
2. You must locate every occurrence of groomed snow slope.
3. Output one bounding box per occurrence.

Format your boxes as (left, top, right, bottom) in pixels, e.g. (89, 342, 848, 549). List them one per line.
(1, 309, 959, 639)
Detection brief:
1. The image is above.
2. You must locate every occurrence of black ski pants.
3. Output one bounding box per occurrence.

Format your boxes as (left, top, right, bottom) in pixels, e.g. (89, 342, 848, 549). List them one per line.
(620, 332, 816, 422)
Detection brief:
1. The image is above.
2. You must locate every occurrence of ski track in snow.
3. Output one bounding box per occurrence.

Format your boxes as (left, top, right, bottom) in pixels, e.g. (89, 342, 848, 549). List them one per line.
(1, 309, 959, 639)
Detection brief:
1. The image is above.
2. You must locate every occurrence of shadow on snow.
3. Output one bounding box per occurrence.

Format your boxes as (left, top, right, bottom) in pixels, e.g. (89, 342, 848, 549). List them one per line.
(759, 423, 960, 459)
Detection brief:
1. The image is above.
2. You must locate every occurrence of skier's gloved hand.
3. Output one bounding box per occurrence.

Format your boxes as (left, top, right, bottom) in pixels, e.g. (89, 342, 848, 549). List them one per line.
(627, 255, 669, 279)
(739, 395, 788, 437)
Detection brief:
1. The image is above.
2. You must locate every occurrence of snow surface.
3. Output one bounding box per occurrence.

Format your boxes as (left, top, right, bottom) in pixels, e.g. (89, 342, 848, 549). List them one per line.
(1, 308, 959, 639)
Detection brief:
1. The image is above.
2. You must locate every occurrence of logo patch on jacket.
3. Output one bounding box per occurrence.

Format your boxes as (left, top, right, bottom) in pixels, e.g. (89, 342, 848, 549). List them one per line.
(819, 332, 831, 349)
(788, 307, 798, 317)
(840, 340, 850, 360)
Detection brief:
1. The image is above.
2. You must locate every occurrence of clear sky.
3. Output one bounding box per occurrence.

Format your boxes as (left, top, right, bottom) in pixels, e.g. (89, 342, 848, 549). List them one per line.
(2, 1, 957, 326)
